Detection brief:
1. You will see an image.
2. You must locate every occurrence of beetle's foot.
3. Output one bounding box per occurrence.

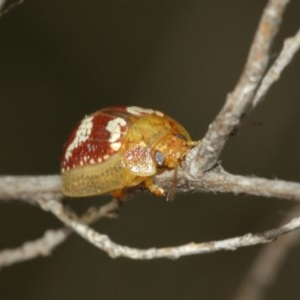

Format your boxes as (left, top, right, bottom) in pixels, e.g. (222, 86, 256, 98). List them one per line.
(144, 178, 165, 196)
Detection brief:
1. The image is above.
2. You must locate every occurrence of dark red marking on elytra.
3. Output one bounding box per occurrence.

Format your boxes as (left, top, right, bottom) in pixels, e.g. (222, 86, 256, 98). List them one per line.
(61, 110, 129, 172)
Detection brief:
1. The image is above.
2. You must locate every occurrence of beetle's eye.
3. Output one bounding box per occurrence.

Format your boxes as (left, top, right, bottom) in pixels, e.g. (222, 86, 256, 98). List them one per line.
(154, 150, 165, 167)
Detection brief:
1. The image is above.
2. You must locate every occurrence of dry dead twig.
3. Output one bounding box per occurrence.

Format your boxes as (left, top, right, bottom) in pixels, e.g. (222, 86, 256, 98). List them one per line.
(0, 200, 119, 269)
(186, 0, 290, 175)
(35, 196, 300, 260)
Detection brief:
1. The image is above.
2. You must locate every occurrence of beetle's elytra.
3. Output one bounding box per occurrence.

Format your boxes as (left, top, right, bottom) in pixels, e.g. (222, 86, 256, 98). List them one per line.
(61, 106, 193, 198)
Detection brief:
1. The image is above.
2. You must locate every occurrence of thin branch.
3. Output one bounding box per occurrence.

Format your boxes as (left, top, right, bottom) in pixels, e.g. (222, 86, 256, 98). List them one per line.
(0, 200, 119, 269)
(156, 166, 300, 201)
(253, 28, 300, 107)
(36, 195, 300, 259)
(186, 0, 290, 175)
(0, 228, 69, 269)
(232, 205, 300, 300)
(2, 166, 300, 204)
(0, 175, 62, 203)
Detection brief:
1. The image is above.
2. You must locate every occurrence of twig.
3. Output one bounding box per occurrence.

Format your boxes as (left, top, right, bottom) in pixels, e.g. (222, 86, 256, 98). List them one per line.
(156, 166, 300, 201)
(36, 195, 300, 259)
(0, 175, 62, 203)
(232, 205, 300, 300)
(253, 28, 300, 107)
(186, 0, 290, 175)
(0, 228, 69, 269)
(2, 167, 300, 204)
(0, 200, 119, 269)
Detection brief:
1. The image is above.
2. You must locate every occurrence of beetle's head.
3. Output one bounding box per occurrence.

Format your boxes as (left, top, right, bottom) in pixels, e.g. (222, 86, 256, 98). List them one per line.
(152, 133, 194, 169)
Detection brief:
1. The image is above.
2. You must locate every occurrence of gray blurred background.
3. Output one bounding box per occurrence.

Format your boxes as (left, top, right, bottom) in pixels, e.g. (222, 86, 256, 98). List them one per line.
(0, 0, 300, 299)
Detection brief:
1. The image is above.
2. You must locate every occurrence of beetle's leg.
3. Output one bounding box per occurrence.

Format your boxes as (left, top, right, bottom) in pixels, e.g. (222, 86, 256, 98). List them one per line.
(144, 178, 165, 196)
(111, 189, 126, 200)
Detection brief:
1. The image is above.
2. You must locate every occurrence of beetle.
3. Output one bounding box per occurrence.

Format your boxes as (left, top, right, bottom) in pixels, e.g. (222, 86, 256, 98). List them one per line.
(61, 106, 194, 198)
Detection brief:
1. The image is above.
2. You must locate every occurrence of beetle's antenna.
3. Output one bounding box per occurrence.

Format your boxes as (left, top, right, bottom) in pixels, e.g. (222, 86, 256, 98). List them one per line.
(166, 167, 178, 201)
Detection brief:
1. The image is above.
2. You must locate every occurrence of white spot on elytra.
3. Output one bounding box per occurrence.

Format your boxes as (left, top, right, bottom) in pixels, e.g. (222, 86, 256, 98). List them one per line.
(103, 154, 109, 160)
(62, 166, 70, 172)
(127, 106, 164, 117)
(106, 117, 126, 150)
(64, 116, 94, 161)
(126, 106, 154, 116)
(110, 142, 121, 151)
(154, 110, 164, 117)
(90, 158, 95, 164)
